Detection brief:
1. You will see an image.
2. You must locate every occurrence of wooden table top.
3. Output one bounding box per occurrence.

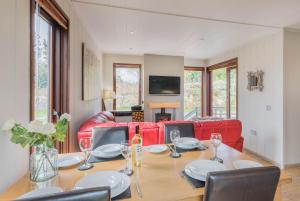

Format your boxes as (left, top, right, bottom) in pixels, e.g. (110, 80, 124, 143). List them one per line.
(0, 141, 292, 201)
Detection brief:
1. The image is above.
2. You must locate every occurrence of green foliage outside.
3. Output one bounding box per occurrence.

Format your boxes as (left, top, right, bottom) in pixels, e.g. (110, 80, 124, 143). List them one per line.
(116, 68, 140, 110)
(184, 71, 202, 116)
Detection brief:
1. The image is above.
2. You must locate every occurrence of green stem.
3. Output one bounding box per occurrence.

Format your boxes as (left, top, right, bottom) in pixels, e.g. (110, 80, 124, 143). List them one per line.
(44, 152, 56, 171)
(33, 155, 45, 181)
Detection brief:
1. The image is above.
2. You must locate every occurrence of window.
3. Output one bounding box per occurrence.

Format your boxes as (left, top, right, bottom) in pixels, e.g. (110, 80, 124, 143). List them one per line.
(33, 15, 52, 122)
(30, 0, 70, 152)
(113, 63, 141, 111)
(208, 58, 238, 119)
(184, 67, 204, 120)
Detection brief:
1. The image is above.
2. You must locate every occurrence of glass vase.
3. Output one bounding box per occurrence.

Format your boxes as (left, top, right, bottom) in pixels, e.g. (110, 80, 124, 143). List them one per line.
(30, 144, 58, 182)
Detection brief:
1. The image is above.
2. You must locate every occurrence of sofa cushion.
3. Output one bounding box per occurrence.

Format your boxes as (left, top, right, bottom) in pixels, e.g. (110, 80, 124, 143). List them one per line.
(194, 120, 223, 140)
(98, 111, 116, 122)
(128, 122, 160, 145)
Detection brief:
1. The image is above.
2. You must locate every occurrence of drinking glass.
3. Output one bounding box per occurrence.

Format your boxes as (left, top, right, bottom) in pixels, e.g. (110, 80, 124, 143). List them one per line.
(78, 137, 94, 170)
(210, 133, 223, 163)
(120, 140, 133, 175)
(170, 129, 181, 158)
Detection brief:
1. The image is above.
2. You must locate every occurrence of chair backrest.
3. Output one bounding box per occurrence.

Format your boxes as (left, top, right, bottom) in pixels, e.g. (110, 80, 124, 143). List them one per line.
(92, 126, 129, 149)
(164, 123, 195, 144)
(204, 166, 280, 201)
(17, 187, 111, 201)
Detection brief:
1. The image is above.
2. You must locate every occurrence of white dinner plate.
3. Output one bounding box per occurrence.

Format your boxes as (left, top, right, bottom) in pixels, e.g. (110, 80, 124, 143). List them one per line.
(92, 144, 121, 158)
(233, 160, 263, 169)
(177, 137, 201, 150)
(74, 171, 130, 198)
(144, 144, 168, 154)
(16, 187, 63, 200)
(185, 160, 226, 181)
(58, 155, 84, 168)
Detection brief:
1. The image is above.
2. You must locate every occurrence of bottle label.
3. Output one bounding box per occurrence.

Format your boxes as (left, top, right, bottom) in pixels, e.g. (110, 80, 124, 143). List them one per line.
(135, 144, 142, 161)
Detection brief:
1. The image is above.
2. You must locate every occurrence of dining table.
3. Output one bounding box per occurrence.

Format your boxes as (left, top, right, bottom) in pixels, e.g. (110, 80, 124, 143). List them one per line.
(0, 141, 292, 201)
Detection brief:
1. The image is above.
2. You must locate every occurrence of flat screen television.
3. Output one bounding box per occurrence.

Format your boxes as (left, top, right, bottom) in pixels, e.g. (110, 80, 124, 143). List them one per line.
(149, 75, 180, 95)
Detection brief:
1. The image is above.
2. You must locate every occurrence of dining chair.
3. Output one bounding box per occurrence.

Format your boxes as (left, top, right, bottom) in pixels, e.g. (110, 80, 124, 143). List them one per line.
(164, 123, 195, 144)
(203, 166, 280, 201)
(92, 126, 129, 149)
(16, 187, 111, 201)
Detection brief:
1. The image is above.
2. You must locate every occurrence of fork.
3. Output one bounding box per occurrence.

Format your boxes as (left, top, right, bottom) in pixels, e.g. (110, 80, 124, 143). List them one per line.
(167, 144, 175, 153)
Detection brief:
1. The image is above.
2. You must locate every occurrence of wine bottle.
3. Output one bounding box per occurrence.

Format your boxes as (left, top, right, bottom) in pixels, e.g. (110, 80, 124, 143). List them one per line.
(131, 125, 142, 167)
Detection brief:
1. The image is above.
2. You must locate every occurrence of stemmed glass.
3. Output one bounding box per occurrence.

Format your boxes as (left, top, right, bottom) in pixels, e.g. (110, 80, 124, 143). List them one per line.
(120, 140, 133, 176)
(78, 136, 94, 170)
(170, 129, 181, 158)
(210, 133, 223, 163)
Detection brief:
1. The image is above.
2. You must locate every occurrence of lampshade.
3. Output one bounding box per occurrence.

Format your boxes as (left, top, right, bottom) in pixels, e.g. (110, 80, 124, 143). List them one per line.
(102, 89, 116, 99)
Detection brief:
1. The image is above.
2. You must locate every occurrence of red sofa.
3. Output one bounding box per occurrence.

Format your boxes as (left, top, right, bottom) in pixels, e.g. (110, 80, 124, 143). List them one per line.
(77, 112, 244, 152)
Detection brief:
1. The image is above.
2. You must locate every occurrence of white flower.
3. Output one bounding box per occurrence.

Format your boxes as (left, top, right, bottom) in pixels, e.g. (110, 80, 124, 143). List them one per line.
(60, 113, 71, 122)
(27, 120, 44, 133)
(42, 123, 56, 135)
(2, 119, 15, 131)
(28, 120, 56, 135)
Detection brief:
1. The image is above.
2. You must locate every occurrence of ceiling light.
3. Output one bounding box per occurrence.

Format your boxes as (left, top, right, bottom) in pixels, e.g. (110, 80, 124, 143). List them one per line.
(130, 31, 135, 35)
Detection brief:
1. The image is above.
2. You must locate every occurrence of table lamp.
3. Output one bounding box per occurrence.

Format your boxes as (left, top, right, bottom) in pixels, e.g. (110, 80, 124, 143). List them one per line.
(102, 89, 116, 111)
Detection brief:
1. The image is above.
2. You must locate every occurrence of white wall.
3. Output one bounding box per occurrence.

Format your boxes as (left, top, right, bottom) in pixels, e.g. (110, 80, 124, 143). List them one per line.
(0, 0, 30, 192)
(56, 0, 103, 151)
(144, 54, 184, 121)
(0, 0, 103, 192)
(184, 58, 207, 67)
(283, 29, 300, 165)
(207, 31, 284, 166)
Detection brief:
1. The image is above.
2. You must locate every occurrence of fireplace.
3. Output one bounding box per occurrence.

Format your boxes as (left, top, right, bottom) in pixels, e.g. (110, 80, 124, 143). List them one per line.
(149, 102, 180, 122)
(155, 108, 171, 122)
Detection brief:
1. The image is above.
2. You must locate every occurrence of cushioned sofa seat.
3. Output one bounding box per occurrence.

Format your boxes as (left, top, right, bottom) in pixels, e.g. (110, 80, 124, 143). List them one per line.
(77, 112, 244, 152)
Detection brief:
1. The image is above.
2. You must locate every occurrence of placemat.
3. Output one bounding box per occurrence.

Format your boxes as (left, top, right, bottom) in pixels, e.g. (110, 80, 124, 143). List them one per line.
(170, 145, 207, 153)
(181, 170, 205, 188)
(88, 155, 124, 163)
(112, 186, 131, 200)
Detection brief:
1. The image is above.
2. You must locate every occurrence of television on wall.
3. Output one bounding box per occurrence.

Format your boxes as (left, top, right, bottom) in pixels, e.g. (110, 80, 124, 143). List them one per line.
(149, 75, 180, 95)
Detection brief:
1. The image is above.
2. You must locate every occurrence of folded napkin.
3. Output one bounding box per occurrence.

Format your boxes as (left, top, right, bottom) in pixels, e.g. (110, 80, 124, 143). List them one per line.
(181, 170, 205, 188)
(112, 186, 131, 200)
(88, 155, 124, 163)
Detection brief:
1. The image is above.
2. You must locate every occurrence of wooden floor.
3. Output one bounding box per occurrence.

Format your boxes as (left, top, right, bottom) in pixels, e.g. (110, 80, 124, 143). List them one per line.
(245, 151, 300, 201)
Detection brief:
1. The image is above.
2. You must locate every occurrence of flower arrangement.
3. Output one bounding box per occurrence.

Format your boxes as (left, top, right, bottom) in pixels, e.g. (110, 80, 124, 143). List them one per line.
(2, 113, 71, 148)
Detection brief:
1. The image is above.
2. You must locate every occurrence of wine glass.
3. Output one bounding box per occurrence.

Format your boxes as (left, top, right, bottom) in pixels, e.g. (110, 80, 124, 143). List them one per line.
(170, 129, 181, 158)
(78, 136, 94, 170)
(210, 133, 223, 163)
(120, 140, 133, 175)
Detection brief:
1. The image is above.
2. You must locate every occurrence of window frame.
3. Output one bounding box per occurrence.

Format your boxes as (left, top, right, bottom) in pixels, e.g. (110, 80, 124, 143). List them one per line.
(184, 66, 205, 117)
(113, 63, 142, 111)
(30, 0, 70, 153)
(207, 58, 238, 119)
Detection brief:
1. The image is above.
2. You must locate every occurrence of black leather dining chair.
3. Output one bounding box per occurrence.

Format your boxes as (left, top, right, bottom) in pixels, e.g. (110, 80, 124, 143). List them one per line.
(16, 187, 111, 201)
(92, 126, 129, 149)
(203, 166, 280, 201)
(164, 123, 195, 144)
